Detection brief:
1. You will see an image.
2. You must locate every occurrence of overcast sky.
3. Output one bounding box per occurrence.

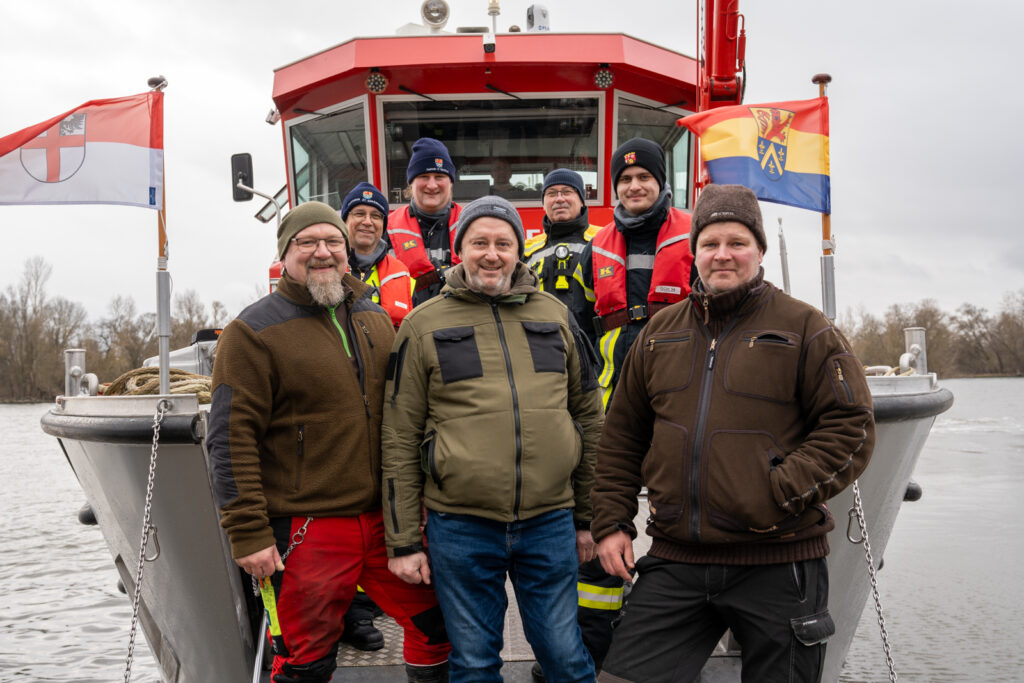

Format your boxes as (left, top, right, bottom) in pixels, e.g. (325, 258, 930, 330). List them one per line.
(1, 0, 1021, 328)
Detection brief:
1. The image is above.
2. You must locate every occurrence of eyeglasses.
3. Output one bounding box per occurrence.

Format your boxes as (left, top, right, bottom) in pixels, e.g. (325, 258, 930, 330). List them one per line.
(544, 188, 578, 199)
(348, 209, 385, 223)
(290, 236, 348, 253)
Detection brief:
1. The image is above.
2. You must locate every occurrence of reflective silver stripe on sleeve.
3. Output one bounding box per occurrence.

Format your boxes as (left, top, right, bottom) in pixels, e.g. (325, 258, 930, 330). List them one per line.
(379, 271, 408, 286)
(592, 245, 626, 267)
(657, 233, 690, 252)
(389, 228, 421, 238)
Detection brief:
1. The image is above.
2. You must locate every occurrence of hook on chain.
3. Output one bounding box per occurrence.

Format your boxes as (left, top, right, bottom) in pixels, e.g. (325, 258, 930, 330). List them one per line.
(847, 507, 864, 544)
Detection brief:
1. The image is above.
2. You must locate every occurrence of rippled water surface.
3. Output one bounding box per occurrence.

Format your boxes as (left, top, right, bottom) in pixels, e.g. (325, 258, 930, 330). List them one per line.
(0, 403, 158, 681)
(2, 377, 1022, 681)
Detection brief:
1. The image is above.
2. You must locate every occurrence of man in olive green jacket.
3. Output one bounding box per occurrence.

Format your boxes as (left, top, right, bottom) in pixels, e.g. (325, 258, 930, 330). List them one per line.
(382, 195, 603, 682)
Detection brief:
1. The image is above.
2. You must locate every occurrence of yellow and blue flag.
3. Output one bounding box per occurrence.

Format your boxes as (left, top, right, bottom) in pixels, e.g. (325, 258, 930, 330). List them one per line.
(679, 97, 830, 213)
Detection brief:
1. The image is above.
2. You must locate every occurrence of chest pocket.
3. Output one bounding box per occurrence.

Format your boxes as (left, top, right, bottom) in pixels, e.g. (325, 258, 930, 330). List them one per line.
(643, 328, 697, 396)
(522, 321, 566, 373)
(724, 330, 801, 403)
(433, 326, 483, 384)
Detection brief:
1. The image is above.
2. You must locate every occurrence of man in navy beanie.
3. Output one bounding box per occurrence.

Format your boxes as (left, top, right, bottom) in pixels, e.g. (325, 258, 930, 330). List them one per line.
(387, 137, 463, 307)
(343, 182, 413, 330)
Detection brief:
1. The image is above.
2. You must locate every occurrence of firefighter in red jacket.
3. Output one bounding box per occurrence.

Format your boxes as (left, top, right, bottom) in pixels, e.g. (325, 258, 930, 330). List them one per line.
(386, 137, 463, 307)
(344, 182, 413, 330)
(574, 138, 695, 410)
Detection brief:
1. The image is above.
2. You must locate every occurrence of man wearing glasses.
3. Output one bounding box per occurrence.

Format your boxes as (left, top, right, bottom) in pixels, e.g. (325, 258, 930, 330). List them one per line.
(344, 182, 413, 330)
(524, 169, 600, 313)
(209, 201, 450, 683)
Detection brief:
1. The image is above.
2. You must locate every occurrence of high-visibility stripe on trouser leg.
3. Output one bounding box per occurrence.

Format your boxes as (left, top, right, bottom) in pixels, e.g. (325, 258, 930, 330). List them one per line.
(598, 328, 620, 410)
(578, 582, 624, 610)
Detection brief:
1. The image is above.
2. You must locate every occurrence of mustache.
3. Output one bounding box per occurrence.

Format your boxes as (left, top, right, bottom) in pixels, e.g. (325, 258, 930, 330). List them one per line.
(307, 257, 337, 268)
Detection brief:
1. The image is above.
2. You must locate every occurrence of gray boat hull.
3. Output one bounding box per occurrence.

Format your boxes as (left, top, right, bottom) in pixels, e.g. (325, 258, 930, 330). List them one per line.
(42, 374, 953, 682)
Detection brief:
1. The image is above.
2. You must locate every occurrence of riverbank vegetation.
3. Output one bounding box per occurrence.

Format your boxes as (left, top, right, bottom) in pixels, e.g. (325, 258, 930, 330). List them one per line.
(1, 258, 1021, 400)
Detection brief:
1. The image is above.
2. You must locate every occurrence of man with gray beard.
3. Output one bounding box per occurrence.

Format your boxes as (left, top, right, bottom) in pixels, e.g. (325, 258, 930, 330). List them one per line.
(209, 201, 450, 682)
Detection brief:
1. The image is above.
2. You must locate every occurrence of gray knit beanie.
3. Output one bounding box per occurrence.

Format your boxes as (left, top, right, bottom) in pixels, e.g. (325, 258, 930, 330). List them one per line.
(453, 195, 526, 258)
(277, 201, 349, 260)
(690, 184, 767, 254)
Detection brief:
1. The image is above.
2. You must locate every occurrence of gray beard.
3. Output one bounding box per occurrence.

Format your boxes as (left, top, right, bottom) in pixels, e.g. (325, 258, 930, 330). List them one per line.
(306, 271, 346, 307)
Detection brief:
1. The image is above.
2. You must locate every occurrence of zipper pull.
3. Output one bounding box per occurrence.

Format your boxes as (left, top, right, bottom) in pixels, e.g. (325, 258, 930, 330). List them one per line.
(358, 320, 374, 347)
(708, 338, 718, 370)
(647, 337, 655, 352)
(835, 361, 845, 382)
(749, 335, 757, 349)
(702, 294, 710, 325)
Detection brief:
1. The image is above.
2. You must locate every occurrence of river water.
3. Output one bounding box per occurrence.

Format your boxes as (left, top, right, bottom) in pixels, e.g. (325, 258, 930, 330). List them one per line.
(0, 377, 1021, 682)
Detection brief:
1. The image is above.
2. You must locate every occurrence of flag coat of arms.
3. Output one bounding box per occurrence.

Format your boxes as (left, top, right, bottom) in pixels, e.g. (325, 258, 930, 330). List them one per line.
(0, 92, 163, 210)
(678, 97, 830, 213)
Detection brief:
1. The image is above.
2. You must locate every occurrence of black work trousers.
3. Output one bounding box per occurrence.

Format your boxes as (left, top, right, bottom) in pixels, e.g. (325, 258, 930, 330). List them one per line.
(599, 556, 833, 683)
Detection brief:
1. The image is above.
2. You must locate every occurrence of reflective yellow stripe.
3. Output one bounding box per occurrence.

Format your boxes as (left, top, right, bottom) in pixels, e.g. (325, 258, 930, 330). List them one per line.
(573, 262, 595, 302)
(577, 582, 624, 610)
(597, 328, 620, 410)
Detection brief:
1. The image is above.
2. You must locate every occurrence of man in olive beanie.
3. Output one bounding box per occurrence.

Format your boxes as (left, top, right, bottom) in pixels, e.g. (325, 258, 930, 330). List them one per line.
(277, 200, 349, 261)
(690, 184, 767, 255)
(211, 198, 452, 682)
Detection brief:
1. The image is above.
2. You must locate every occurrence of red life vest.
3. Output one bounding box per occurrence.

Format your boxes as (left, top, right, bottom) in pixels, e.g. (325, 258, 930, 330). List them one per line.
(373, 254, 413, 328)
(386, 204, 462, 280)
(592, 208, 693, 329)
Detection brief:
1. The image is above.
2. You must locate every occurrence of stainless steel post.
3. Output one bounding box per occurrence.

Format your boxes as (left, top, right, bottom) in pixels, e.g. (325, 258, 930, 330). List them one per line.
(157, 270, 172, 394)
(904, 326, 927, 375)
(64, 348, 86, 397)
(820, 253, 836, 322)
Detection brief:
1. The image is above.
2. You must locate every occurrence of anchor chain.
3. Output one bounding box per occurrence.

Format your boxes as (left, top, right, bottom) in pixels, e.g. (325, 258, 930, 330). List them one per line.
(123, 398, 171, 683)
(250, 516, 312, 596)
(849, 480, 898, 682)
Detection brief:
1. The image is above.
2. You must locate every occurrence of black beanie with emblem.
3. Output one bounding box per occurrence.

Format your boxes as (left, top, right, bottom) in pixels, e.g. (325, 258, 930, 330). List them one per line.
(610, 137, 667, 193)
(690, 184, 767, 254)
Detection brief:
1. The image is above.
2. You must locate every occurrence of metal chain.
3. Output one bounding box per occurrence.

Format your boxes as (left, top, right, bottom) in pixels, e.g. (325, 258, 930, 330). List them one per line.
(250, 516, 313, 596)
(850, 480, 898, 682)
(123, 399, 171, 683)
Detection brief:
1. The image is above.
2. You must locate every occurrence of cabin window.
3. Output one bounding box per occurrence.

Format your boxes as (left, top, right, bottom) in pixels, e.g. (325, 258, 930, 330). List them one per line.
(617, 97, 693, 210)
(382, 96, 600, 205)
(288, 101, 368, 210)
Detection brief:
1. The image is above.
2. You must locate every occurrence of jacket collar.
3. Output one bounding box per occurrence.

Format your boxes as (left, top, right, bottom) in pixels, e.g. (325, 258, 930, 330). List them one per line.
(442, 262, 538, 304)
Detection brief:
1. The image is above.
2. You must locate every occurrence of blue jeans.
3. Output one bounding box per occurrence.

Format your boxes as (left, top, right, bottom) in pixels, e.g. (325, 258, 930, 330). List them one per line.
(425, 508, 595, 682)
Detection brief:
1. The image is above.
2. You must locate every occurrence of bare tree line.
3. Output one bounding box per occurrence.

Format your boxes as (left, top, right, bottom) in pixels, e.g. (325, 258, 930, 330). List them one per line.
(1, 257, 1021, 401)
(0, 257, 230, 401)
(838, 293, 1024, 378)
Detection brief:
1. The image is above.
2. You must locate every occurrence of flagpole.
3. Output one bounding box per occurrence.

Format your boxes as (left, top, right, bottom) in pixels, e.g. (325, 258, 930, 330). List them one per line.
(813, 73, 836, 322)
(149, 76, 171, 395)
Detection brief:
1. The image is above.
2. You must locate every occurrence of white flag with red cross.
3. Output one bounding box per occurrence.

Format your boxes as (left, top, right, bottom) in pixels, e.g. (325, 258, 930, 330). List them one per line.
(0, 91, 163, 210)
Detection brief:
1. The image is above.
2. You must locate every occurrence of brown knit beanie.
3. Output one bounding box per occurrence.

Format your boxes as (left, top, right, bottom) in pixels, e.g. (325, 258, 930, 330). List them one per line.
(690, 184, 767, 253)
(277, 201, 349, 260)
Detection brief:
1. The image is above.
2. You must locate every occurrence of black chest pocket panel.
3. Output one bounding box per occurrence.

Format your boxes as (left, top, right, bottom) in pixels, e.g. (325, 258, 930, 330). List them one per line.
(433, 326, 483, 384)
(522, 321, 566, 374)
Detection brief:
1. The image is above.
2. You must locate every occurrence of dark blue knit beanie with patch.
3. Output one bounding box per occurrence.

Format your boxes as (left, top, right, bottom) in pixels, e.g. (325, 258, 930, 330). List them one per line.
(406, 137, 456, 184)
(341, 182, 389, 230)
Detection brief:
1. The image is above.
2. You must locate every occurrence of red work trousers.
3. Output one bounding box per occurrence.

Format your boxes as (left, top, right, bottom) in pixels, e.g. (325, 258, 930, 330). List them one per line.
(270, 511, 449, 680)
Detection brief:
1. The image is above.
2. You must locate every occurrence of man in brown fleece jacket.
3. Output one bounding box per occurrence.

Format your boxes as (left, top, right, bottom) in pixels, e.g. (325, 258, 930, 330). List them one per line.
(591, 185, 874, 683)
(208, 201, 449, 683)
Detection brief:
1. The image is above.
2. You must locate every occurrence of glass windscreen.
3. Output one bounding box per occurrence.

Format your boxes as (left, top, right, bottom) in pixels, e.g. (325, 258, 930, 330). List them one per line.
(382, 96, 600, 204)
(288, 102, 367, 210)
(617, 98, 693, 209)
